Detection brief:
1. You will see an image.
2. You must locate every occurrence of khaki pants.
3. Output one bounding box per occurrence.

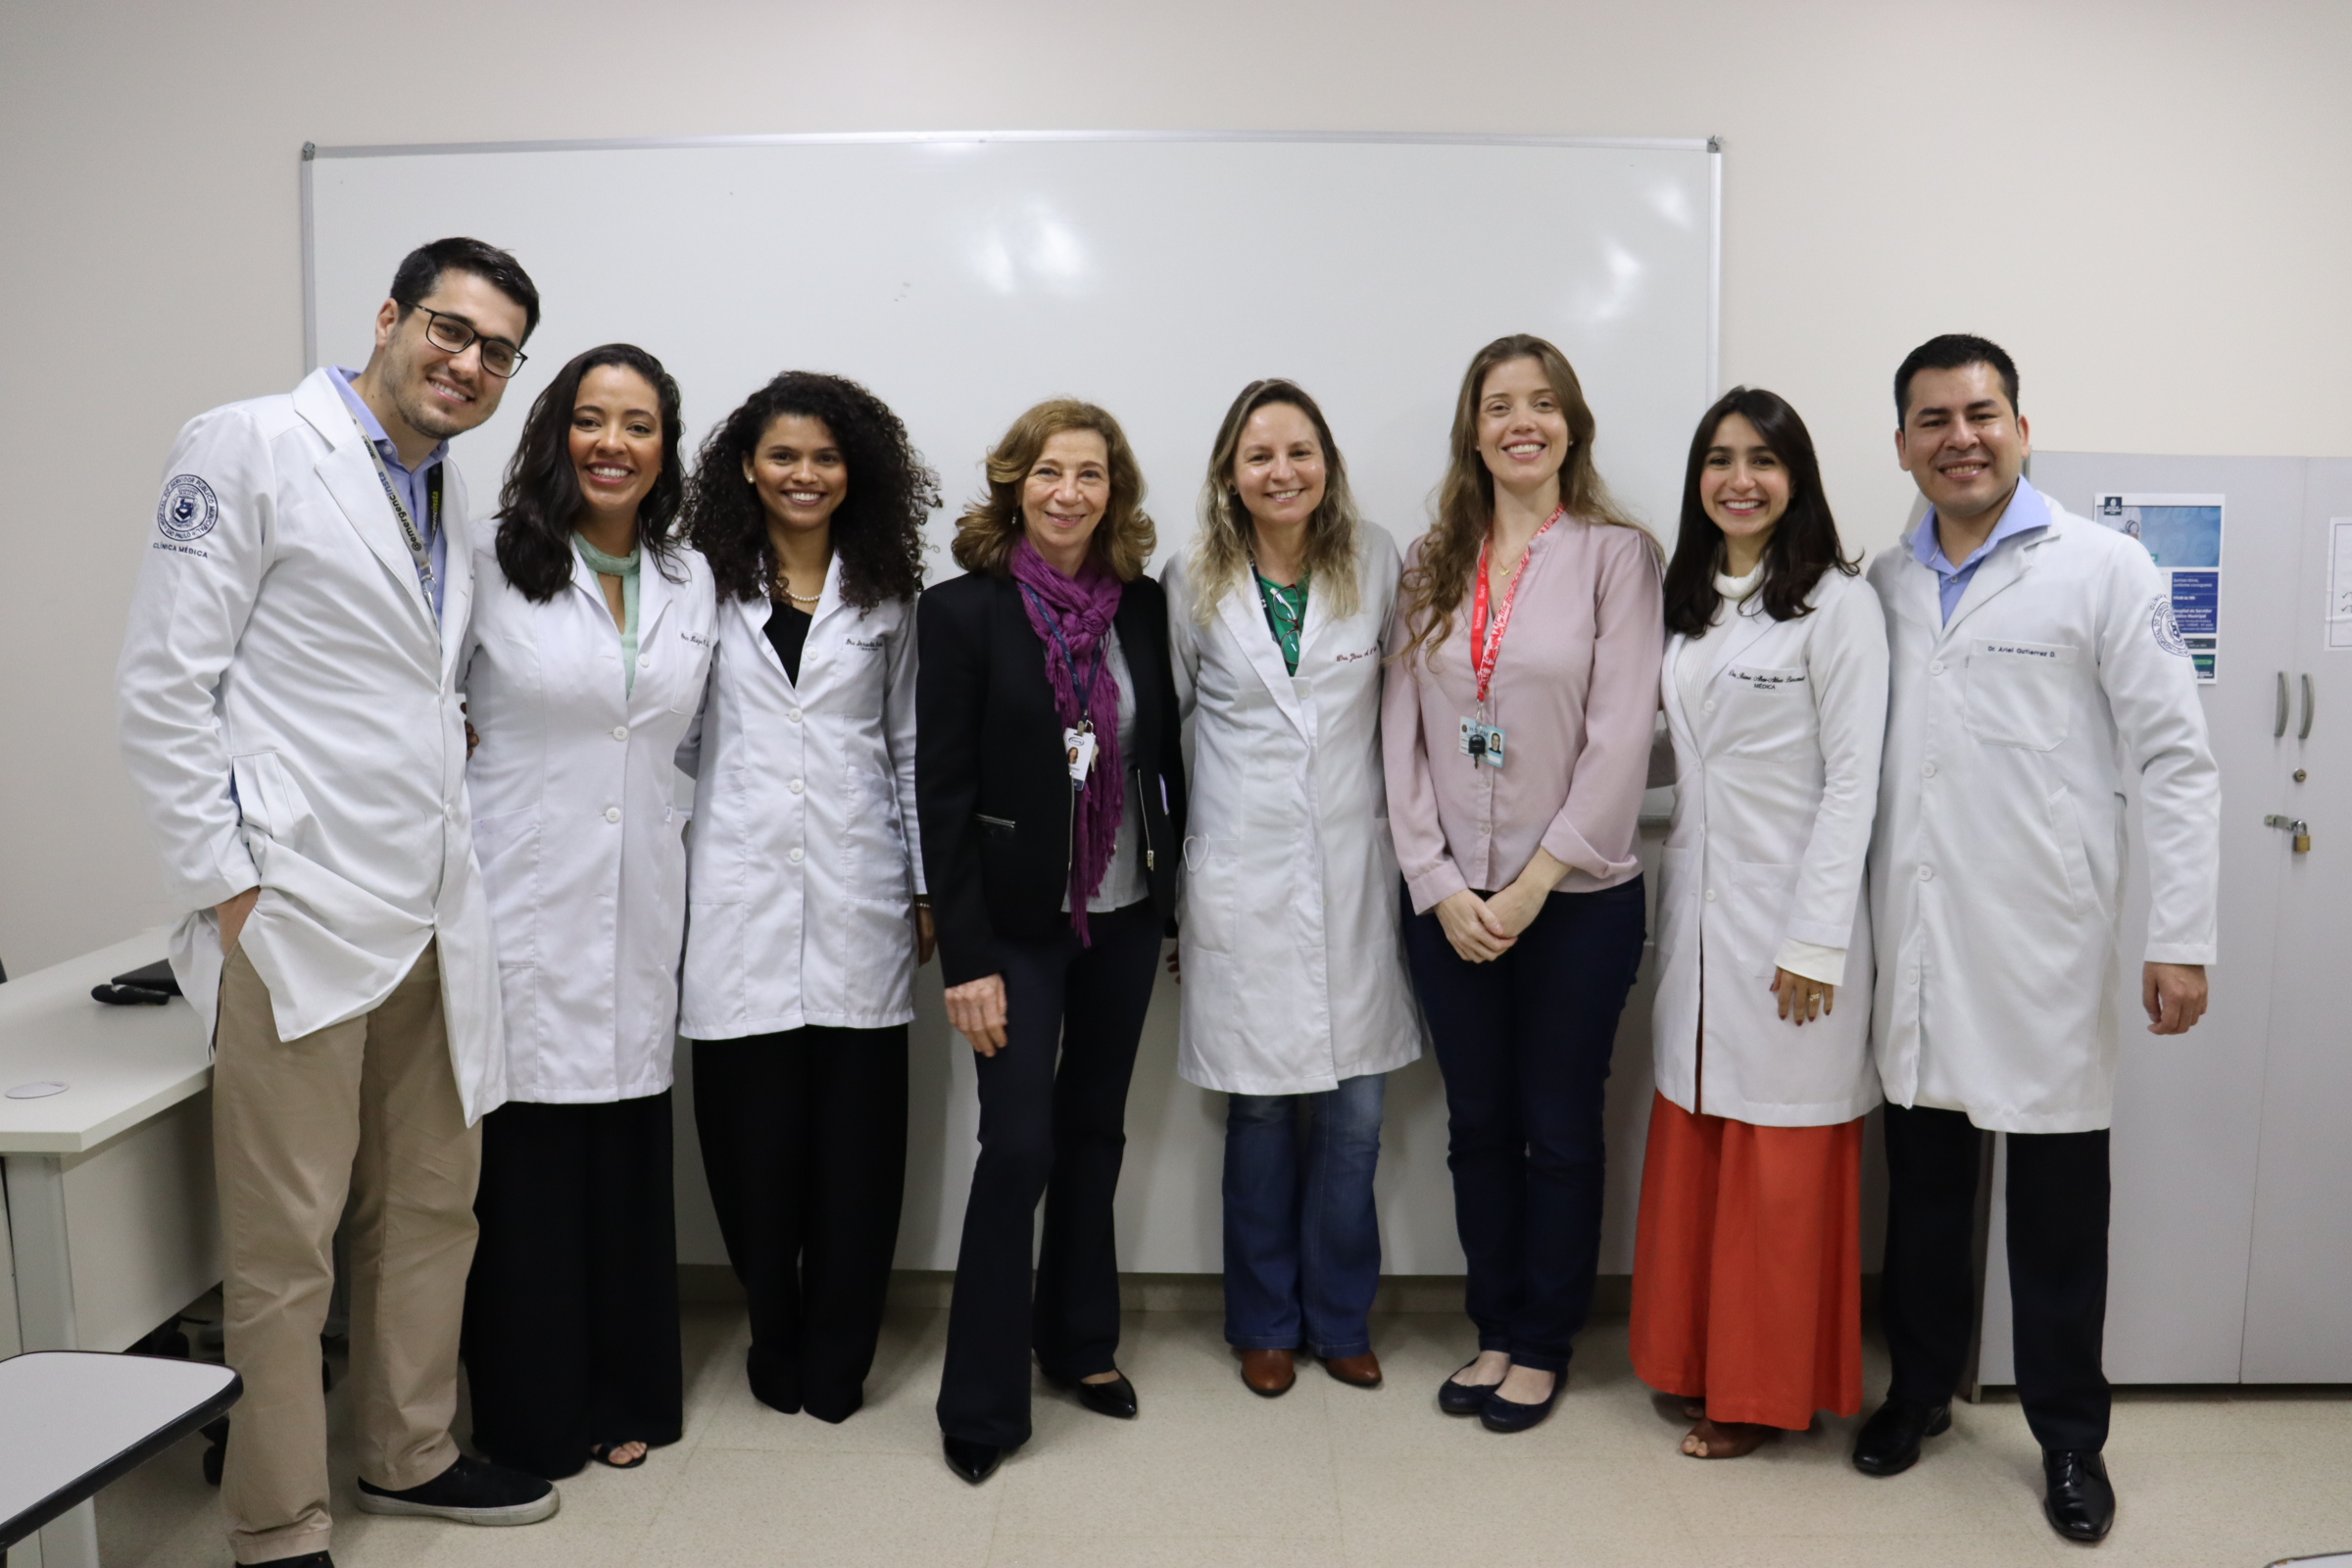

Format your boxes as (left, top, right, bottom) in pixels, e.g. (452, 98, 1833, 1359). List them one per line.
(214, 939, 480, 1564)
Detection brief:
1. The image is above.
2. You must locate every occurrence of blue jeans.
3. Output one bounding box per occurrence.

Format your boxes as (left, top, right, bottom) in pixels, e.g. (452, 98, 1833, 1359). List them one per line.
(1221, 1072, 1388, 1359)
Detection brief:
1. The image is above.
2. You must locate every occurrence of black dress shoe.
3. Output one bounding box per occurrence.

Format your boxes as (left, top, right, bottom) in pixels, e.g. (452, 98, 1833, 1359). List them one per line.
(2042, 1449, 2116, 1544)
(1478, 1376, 1559, 1433)
(1439, 1361, 1497, 1416)
(249, 1554, 333, 1567)
(1850, 1397, 1951, 1477)
(1047, 1369, 1139, 1419)
(942, 1435, 1004, 1486)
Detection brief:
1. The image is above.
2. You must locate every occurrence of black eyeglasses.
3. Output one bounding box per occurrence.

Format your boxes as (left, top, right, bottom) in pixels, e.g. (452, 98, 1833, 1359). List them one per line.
(402, 302, 527, 378)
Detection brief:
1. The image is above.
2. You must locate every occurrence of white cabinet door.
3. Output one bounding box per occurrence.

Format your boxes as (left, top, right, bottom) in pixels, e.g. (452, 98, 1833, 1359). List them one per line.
(2239, 460, 2352, 1381)
(1983, 455, 2296, 1384)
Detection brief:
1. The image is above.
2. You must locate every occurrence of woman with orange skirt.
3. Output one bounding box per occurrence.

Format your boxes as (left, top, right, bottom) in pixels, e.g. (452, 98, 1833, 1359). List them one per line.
(1630, 387, 1888, 1458)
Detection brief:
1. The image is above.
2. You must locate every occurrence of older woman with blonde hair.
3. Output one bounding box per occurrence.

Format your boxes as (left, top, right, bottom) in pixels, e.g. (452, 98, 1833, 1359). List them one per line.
(916, 398, 1186, 1485)
(1384, 334, 1664, 1433)
(1164, 378, 1422, 1397)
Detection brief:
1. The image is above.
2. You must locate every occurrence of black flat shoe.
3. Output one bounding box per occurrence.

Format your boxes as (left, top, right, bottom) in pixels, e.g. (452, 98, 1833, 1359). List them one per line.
(1850, 1397, 1952, 1477)
(1439, 1361, 1498, 1416)
(942, 1435, 1004, 1486)
(1051, 1371, 1139, 1419)
(1478, 1378, 1559, 1433)
(2042, 1449, 2116, 1544)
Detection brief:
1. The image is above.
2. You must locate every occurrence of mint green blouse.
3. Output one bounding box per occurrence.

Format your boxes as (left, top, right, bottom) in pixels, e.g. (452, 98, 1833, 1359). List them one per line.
(573, 533, 642, 695)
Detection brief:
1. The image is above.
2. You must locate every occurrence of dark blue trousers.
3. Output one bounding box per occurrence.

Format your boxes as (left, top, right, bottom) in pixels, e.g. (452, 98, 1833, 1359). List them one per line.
(1402, 878, 1645, 1374)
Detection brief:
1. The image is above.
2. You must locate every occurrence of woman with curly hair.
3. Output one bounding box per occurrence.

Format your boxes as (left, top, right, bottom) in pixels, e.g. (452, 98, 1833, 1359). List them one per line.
(675, 369, 936, 1424)
(460, 342, 716, 1477)
(916, 399, 1185, 1484)
(1382, 334, 1663, 1433)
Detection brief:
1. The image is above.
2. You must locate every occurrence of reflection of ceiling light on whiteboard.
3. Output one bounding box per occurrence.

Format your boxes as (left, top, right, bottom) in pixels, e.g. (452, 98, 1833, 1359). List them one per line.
(972, 200, 1092, 296)
(1569, 241, 1645, 324)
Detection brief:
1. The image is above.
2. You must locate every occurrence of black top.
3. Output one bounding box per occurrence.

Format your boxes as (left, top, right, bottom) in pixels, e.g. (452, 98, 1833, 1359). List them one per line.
(915, 569, 1187, 987)
(763, 600, 811, 685)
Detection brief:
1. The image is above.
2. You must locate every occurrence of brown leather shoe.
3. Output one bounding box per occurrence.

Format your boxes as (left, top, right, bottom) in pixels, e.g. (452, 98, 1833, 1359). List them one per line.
(1239, 1348, 1296, 1396)
(1320, 1352, 1383, 1389)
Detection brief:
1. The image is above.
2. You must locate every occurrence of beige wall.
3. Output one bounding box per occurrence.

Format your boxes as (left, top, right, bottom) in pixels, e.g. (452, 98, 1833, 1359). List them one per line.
(2, 0, 2345, 971)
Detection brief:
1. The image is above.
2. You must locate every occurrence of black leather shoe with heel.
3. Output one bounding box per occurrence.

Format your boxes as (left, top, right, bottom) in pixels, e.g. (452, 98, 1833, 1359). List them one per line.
(942, 1435, 1005, 1485)
(1850, 1397, 1951, 1477)
(1049, 1370, 1139, 1420)
(2042, 1449, 2116, 1544)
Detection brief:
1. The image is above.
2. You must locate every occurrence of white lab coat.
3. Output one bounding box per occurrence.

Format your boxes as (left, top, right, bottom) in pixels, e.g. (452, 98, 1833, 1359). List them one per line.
(1164, 528, 1426, 1097)
(1868, 493, 2221, 1134)
(460, 541, 718, 1102)
(1652, 570, 1888, 1126)
(117, 366, 505, 1122)
(677, 564, 924, 1039)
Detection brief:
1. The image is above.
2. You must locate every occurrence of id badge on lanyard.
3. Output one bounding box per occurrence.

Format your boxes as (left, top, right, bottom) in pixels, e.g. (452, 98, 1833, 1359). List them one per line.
(1458, 509, 1559, 769)
(1021, 583, 1106, 787)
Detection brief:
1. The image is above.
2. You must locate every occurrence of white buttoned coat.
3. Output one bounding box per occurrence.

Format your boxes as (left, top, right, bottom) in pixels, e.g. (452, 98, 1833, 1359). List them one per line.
(1164, 528, 1426, 1097)
(1651, 570, 1887, 1126)
(118, 367, 507, 1122)
(1867, 495, 2221, 1134)
(459, 540, 717, 1102)
(676, 564, 924, 1039)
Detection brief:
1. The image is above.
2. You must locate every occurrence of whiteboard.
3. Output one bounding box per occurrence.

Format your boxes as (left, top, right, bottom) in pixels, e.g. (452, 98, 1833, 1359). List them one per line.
(306, 131, 1718, 1274)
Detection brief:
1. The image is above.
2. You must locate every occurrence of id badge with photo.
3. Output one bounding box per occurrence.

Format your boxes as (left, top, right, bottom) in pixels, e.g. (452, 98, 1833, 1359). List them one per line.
(1457, 716, 1506, 769)
(1065, 724, 1099, 784)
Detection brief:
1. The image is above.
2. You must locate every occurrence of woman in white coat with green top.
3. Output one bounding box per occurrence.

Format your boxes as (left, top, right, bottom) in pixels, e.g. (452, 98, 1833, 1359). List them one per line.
(1164, 379, 1424, 1398)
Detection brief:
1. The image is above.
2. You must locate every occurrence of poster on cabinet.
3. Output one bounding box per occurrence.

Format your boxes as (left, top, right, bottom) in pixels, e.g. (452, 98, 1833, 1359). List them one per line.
(2095, 492, 2223, 681)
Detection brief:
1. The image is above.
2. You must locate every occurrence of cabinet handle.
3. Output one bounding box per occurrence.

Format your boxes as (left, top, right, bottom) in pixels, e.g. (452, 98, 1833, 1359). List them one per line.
(2300, 673, 2316, 741)
(2276, 671, 2289, 738)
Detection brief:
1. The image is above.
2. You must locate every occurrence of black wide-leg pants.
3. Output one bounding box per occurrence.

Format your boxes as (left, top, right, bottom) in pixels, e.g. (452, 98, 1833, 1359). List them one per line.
(1880, 1102, 2112, 1452)
(462, 1092, 684, 1480)
(936, 901, 1163, 1449)
(693, 1025, 909, 1422)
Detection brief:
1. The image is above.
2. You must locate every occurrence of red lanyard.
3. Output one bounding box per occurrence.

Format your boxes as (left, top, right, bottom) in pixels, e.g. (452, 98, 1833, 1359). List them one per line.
(1468, 508, 1561, 708)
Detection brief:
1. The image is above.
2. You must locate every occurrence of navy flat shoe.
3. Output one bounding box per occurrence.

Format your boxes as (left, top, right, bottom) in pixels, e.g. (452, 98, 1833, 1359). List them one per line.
(1438, 1361, 1498, 1416)
(1479, 1378, 1559, 1433)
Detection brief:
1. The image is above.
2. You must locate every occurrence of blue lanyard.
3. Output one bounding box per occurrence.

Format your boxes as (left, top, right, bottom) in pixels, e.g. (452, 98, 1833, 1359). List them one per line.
(1020, 583, 1107, 728)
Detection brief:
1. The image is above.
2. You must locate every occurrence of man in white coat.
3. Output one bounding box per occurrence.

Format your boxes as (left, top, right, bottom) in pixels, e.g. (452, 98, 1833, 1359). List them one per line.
(1852, 334, 2218, 1546)
(118, 238, 559, 1567)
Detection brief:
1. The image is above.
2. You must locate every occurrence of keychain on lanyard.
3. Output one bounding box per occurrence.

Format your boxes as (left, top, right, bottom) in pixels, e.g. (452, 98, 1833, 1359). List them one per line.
(1459, 507, 1561, 769)
(1022, 583, 1107, 786)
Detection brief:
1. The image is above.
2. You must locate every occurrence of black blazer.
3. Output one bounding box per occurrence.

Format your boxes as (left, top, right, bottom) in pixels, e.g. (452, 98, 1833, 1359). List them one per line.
(915, 568, 1187, 986)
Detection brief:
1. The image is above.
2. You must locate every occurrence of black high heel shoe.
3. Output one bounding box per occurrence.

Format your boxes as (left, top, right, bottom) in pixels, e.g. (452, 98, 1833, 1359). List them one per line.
(942, 1435, 1004, 1485)
(1049, 1370, 1139, 1419)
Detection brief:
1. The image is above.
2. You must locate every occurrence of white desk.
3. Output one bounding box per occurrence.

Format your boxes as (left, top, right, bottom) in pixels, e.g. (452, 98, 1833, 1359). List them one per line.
(1, 931, 220, 1568)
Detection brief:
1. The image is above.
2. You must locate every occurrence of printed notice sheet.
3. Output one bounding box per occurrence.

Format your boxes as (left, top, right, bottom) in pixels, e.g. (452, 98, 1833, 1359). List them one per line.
(2096, 493, 2223, 682)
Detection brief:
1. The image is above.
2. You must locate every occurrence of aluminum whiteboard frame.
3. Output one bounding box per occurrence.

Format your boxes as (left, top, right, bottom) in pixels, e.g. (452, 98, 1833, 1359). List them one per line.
(298, 130, 1723, 388)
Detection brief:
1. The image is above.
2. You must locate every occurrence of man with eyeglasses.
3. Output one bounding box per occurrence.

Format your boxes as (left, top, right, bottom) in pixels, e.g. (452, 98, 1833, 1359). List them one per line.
(120, 237, 555, 1567)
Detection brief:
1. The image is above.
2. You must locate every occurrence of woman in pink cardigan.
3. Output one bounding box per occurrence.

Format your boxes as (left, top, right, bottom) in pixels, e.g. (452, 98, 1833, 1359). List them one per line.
(1382, 334, 1664, 1433)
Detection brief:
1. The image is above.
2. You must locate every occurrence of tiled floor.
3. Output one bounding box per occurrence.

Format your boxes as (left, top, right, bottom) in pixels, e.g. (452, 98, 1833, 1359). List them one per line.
(90, 1303, 2352, 1567)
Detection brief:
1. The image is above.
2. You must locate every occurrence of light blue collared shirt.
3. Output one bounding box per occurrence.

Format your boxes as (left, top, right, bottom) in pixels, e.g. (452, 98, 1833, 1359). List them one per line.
(1912, 476, 2051, 624)
(331, 367, 450, 622)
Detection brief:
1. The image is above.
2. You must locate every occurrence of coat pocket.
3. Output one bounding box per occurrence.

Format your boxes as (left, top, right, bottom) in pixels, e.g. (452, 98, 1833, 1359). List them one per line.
(1726, 858, 1803, 979)
(840, 762, 912, 901)
(468, 807, 541, 966)
(1179, 835, 1241, 953)
(229, 751, 319, 851)
(1963, 639, 2077, 751)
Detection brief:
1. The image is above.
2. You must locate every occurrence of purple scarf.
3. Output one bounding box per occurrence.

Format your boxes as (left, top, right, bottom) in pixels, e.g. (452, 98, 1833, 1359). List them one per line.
(1009, 536, 1127, 943)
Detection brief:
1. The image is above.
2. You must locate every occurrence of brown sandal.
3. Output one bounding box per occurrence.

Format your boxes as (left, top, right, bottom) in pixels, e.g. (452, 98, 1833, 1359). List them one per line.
(1682, 1417, 1773, 1458)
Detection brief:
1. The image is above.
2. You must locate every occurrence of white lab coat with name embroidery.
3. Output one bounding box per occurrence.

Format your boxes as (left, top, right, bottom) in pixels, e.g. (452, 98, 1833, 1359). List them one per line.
(677, 565, 924, 1039)
(1652, 570, 1887, 1127)
(1867, 501, 2220, 1134)
(460, 542, 717, 1102)
(116, 366, 506, 1122)
(1164, 527, 1426, 1097)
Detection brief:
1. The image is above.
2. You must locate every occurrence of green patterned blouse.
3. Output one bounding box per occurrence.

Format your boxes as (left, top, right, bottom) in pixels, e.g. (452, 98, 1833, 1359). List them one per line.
(1253, 569, 1309, 676)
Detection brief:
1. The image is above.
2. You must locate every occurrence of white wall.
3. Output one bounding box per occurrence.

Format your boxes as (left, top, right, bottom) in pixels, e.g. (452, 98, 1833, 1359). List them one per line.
(3, 0, 2346, 969)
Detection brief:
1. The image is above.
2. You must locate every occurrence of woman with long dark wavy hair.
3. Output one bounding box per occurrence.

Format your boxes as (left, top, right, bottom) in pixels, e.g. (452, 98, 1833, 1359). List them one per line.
(674, 370, 937, 1424)
(1629, 387, 1886, 1459)
(1381, 333, 1663, 1433)
(460, 342, 717, 1477)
